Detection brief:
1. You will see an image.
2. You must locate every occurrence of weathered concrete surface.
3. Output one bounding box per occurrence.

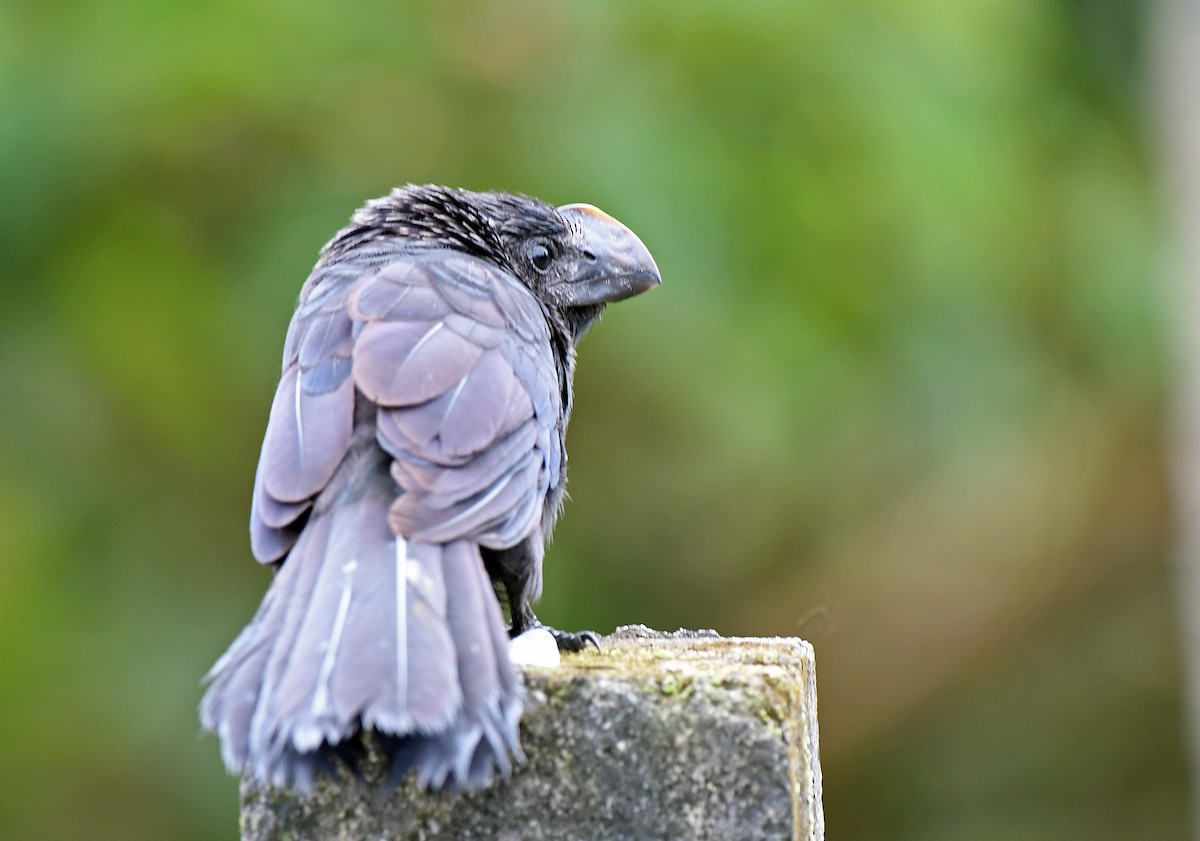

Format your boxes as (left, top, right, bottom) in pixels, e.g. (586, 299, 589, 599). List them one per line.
(240, 626, 824, 841)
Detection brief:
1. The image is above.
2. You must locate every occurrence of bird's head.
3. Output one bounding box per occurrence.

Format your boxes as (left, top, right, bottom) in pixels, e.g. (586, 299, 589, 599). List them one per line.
(475, 191, 662, 341)
(343, 185, 661, 341)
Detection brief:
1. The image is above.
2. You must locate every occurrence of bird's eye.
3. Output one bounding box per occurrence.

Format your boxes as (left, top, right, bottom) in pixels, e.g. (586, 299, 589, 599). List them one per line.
(528, 242, 553, 273)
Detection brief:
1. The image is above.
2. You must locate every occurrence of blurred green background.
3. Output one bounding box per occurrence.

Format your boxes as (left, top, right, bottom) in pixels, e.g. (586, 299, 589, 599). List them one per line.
(0, 0, 1186, 838)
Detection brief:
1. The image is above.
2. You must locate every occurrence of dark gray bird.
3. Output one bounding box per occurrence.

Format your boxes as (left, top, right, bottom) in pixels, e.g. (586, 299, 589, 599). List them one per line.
(200, 185, 660, 792)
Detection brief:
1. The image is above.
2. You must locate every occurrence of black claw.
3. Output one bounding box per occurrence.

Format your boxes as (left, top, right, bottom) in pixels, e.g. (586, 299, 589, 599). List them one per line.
(547, 627, 602, 653)
(508, 610, 601, 653)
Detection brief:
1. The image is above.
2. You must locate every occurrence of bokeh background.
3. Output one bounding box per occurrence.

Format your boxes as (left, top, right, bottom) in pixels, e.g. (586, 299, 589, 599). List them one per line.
(1, 1, 1191, 838)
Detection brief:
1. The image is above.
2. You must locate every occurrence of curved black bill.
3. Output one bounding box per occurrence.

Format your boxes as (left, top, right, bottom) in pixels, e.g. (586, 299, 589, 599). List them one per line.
(556, 204, 662, 307)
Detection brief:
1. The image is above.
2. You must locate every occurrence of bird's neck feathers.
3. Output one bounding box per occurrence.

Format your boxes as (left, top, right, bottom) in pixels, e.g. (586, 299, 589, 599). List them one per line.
(558, 305, 605, 345)
(321, 185, 510, 268)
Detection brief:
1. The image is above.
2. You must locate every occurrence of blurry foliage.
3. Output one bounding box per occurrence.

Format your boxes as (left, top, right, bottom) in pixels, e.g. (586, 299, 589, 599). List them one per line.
(0, 0, 1184, 838)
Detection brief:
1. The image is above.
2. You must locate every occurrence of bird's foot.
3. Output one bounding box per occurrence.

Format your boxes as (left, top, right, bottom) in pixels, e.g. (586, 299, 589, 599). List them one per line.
(509, 620, 601, 653)
(545, 626, 601, 653)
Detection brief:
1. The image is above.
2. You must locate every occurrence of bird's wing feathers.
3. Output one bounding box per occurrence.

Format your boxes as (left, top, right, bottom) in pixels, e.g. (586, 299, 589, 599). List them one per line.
(250, 263, 361, 563)
(250, 247, 560, 564)
(349, 250, 560, 549)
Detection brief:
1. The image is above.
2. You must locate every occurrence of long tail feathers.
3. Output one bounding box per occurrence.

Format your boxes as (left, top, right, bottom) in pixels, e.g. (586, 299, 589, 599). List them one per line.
(200, 494, 523, 791)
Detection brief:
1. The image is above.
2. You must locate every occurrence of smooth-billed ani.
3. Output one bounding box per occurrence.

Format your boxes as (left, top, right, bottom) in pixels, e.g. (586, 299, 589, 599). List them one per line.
(200, 185, 660, 792)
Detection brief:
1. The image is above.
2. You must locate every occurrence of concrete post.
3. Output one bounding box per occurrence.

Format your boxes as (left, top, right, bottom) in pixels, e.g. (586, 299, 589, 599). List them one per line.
(239, 626, 824, 841)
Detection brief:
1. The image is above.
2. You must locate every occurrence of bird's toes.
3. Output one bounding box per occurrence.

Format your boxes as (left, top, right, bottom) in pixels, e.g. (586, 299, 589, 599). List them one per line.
(547, 627, 602, 653)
